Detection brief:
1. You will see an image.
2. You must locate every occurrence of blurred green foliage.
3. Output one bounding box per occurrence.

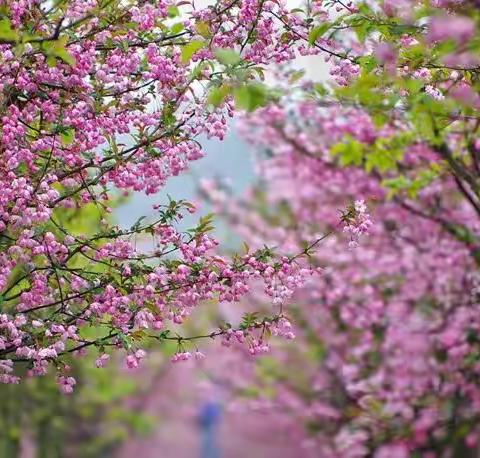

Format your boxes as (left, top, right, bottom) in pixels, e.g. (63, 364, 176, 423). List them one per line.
(0, 198, 154, 457)
(0, 357, 154, 458)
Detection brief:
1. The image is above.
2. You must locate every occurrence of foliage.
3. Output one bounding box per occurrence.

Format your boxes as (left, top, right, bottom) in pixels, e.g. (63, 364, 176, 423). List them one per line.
(0, 357, 152, 458)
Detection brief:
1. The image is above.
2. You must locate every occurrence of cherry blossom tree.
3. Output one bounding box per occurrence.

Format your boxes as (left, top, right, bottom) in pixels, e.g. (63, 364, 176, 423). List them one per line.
(0, 0, 340, 389)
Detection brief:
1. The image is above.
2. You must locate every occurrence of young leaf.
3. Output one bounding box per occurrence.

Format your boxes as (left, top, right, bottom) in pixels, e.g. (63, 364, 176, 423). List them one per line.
(0, 18, 18, 42)
(308, 22, 332, 45)
(214, 48, 241, 66)
(208, 84, 231, 107)
(288, 70, 305, 83)
(170, 22, 185, 34)
(43, 36, 76, 66)
(195, 21, 211, 38)
(167, 5, 180, 17)
(60, 128, 75, 146)
(181, 40, 205, 64)
(234, 82, 268, 112)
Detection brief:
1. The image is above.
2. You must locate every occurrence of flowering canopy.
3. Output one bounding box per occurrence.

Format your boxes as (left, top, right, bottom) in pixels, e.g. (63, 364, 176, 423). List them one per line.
(0, 0, 340, 387)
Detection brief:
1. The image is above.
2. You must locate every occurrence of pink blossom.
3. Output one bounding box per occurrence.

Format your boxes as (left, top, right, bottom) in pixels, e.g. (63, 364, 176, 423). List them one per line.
(427, 15, 476, 44)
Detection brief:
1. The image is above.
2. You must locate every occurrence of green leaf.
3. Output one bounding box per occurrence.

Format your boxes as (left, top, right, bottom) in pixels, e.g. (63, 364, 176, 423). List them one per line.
(0, 18, 18, 42)
(365, 147, 396, 172)
(214, 48, 241, 66)
(234, 82, 268, 112)
(288, 69, 305, 84)
(170, 22, 184, 35)
(43, 36, 76, 66)
(167, 5, 180, 17)
(240, 312, 259, 329)
(195, 21, 211, 38)
(330, 139, 365, 166)
(60, 128, 75, 146)
(400, 44, 427, 69)
(388, 23, 420, 36)
(181, 40, 205, 64)
(372, 112, 389, 127)
(357, 55, 378, 73)
(161, 101, 176, 126)
(208, 84, 231, 106)
(314, 83, 328, 96)
(308, 22, 331, 45)
(191, 212, 216, 234)
(410, 108, 435, 141)
(382, 175, 412, 197)
(354, 20, 373, 43)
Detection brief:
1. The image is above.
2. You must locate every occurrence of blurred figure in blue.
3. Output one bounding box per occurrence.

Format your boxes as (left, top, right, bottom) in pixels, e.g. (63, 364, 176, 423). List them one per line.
(198, 400, 222, 458)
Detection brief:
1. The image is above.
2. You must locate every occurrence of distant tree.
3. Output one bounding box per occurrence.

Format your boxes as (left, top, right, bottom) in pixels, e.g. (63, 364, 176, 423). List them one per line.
(204, 0, 480, 456)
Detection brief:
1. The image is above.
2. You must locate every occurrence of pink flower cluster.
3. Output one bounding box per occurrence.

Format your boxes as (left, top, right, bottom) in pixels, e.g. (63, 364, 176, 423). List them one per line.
(342, 200, 373, 248)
